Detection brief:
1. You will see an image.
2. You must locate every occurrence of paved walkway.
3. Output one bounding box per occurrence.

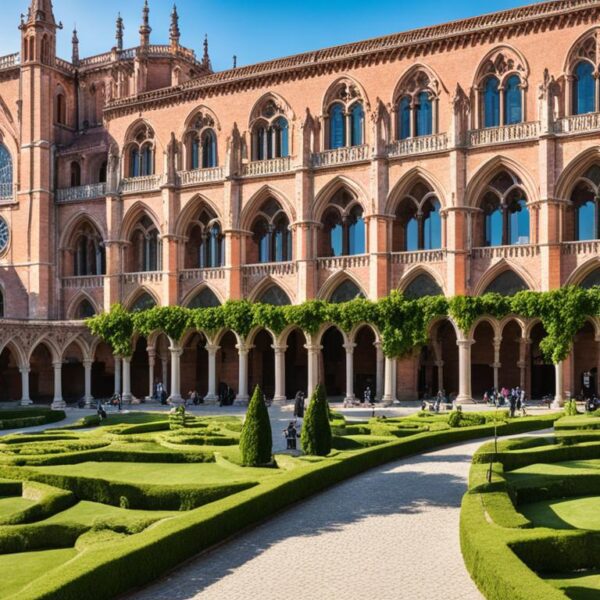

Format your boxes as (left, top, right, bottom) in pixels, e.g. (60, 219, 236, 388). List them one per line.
(129, 438, 487, 600)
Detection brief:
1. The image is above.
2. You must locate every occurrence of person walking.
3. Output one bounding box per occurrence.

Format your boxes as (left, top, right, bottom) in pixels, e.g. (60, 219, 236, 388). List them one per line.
(294, 391, 305, 419)
(509, 389, 517, 418)
(283, 422, 298, 450)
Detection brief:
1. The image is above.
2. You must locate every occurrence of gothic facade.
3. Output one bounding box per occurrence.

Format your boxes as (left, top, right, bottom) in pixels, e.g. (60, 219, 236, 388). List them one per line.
(2, 0, 600, 407)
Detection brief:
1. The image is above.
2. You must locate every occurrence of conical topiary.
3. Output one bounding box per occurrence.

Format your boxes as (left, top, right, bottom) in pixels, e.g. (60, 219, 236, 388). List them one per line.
(301, 384, 332, 456)
(239, 385, 273, 466)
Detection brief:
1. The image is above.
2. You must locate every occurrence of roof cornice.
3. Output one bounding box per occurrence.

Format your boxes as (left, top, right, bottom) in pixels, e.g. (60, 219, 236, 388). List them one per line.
(105, 0, 600, 119)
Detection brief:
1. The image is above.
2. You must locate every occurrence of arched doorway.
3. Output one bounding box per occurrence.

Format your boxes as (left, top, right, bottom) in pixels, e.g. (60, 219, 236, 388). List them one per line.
(321, 327, 345, 398)
(92, 342, 115, 399)
(181, 332, 209, 398)
(530, 323, 555, 399)
(0, 345, 22, 401)
(285, 329, 308, 399)
(573, 321, 598, 397)
(471, 321, 495, 398)
(30, 343, 54, 403)
(499, 320, 522, 390)
(436, 320, 458, 398)
(62, 342, 85, 403)
(248, 330, 275, 398)
(353, 326, 377, 401)
(216, 332, 239, 403)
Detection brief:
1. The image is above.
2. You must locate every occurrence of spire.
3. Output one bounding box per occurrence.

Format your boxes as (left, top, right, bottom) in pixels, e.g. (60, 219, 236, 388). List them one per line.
(169, 4, 180, 48)
(115, 13, 124, 51)
(139, 0, 151, 48)
(24, 0, 57, 27)
(202, 34, 212, 70)
(71, 27, 79, 65)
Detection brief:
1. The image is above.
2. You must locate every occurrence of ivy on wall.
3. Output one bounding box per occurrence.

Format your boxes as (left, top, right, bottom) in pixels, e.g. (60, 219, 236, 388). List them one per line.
(87, 287, 600, 364)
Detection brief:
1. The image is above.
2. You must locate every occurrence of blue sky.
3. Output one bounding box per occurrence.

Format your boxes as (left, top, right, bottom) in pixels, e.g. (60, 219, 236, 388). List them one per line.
(0, 0, 545, 70)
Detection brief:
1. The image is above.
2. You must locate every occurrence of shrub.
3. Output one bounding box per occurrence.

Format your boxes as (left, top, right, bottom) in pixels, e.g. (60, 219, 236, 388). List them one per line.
(169, 406, 190, 430)
(563, 398, 579, 416)
(239, 386, 272, 467)
(301, 384, 332, 456)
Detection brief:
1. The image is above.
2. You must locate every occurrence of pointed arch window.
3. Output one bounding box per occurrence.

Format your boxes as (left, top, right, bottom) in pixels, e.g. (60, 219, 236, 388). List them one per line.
(504, 75, 522, 125)
(131, 292, 157, 312)
(348, 205, 366, 255)
(483, 271, 529, 296)
(415, 92, 432, 137)
(185, 209, 224, 269)
(330, 280, 365, 304)
(70, 162, 81, 187)
(0, 289, 4, 318)
(0, 144, 14, 200)
(56, 92, 66, 125)
(423, 199, 441, 250)
(350, 103, 364, 146)
(321, 189, 366, 257)
(324, 80, 366, 150)
(127, 124, 155, 177)
(398, 96, 411, 140)
(573, 61, 596, 116)
(483, 77, 500, 128)
(571, 167, 600, 241)
(251, 199, 292, 264)
(188, 287, 221, 308)
(250, 98, 291, 161)
(394, 68, 439, 140)
(130, 216, 161, 273)
(329, 103, 346, 150)
(403, 274, 444, 300)
(73, 222, 105, 277)
(188, 128, 218, 170)
(75, 299, 96, 319)
(98, 161, 107, 184)
(484, 199, 503, 247)
(259, 285, 291, 306)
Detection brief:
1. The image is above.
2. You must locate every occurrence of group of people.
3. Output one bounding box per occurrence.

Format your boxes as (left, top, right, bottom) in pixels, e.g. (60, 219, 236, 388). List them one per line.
(342, 385, 375, 408)
(422, 389, 451, 413)
(282, 391, 307, 450)
(483, 386, 527, 417)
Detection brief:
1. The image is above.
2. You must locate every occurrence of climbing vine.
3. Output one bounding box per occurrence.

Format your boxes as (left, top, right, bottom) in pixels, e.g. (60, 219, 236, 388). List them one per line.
(87, 286, 600, 363)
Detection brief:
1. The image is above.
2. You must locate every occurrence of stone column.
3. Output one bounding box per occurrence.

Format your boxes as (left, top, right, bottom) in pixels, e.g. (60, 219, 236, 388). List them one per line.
(114, 356, 122, 395)
(552, 361, 565, 408)
(20, 367, 32, 406)
(205, 344, 219, 404)
(169, 344, 183, 405)
(235, 343, 250, 404)
(375, 342, 384, 401)
(51, 362, 65, 409)
(392, 358, 398, 403)
(343, 342, 356, 404)
(83, 359, 94, 408)
(436, 361, 445, 394)
(147, 348, 155, 401)
(519, 338, 531, 391)
(456, 339, 474, 404)
(493, 336, 502, 391)
(272, 344, 287, 403)
(305, 344, 321, 398)
(383, 356, 395, 406)
(122, 356, 132, 403)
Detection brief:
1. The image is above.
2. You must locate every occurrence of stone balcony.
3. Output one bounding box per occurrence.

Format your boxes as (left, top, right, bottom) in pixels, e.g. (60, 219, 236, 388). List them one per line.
(311, 145, 369, 169)
(119, 174, 164, 195)
(387, 133, 449, 158)
(0, 53, 19, 71)
(242, 261, 297, 295)
(121, 271, 163, 285)
(62, 275, 105, 289)
(390, 249, 446, 264)
(468, 122, 540, 147)
(316, 255, 370, 270)
(179, 267, 227, 303)
(177, 167, 224, 187)
(555, 112, 600, 135)
(56, 183, 107, 204)
(561, 240, 600, 255)
(470, 244, 540, 260)
(242, 157, 293, 177)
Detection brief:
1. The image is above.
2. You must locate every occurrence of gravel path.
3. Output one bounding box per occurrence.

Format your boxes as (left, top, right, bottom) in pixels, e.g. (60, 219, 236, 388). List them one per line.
(129, 438, 486, 600)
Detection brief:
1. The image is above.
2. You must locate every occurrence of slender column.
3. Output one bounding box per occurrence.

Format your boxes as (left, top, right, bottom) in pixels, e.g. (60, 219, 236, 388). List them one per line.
(499, 85, 506, 126)
(519, 337, 531, 391)
(83, 359, 94, 408)
(343, 342, 356, 403)
(493, 336, 502, 391)
(20, 367, 32, 406)
(114, 356, 122, 395)
(272, 344, 287, 403)
(345, 112, 352, 147)
(436, 361, 445, 394)
(392, 358, 398, 403)
(205, 344, 219, 404)
(169, 345, 183, 405)
(552, 361, 565, 408)
(235, 343, 250, 404)
(122, 356, 132, 403)
(456, 339, 474, 404)
(375, 342, 384, 401)
(147, 348, 155, 401)
(51, 362, 65, 409)
(383, 356, 395, 405)
(473, 87, 481, 129)
(305, 344, 322, 398)
(161, 357, 169, 393)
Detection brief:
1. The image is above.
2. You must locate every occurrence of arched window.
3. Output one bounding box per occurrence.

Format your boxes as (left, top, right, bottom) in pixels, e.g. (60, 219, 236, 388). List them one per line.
(75, 299, 96, 319)
(188, 287, 221, 308)
(185, 208, 224, 269)
(0, 144, 13, 200)
(581, 268, 600, 289)
(571, 166, 600, 241)
(258, 285, 291, 306)
(184, 110, 219, 170)
(483, 271, 529, 296)
(479, 171, 529, 247)
(201, 130, 217, 168)
(130, 292, 156, 312)
(56, 93, 66, 125)
(398, 96, 411, 140)
(0, 289, 4, 318)
(130, 216, 161, 272)
(484, 77, 500, 128)
(393, 183, 442, 252)
(504, 75, 522, 125)
(329, 103, 345, 149)
(330, 280, 365, 304)
(70, 162, 81, 187)
(573, 61, 595, 116)
(127, 124, 155, 178)
(350, 103, 364, 146)
(251, 199, 292, 264)
(98, 161, 107, 184)
(403, 273, 444, 299)
(249, 98, 291, 161)
(321, 189, 365, 257)
(73, 222, 105, 276)
(415, 91, 432, 137)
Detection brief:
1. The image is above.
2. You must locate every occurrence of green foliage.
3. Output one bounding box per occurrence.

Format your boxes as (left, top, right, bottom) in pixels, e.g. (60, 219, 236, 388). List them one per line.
(239, 386, 273, 466)
(301, 385, 332, 456)
(86, 304, 134, 357)
(133, 306, 191, 342)
(563, 398, 579, 417)
(169, 406, 189, 430)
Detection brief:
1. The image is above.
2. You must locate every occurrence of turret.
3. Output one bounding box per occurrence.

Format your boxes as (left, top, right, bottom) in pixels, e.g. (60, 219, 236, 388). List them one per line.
(115, 13, 124, 52)
(71, 27, 79, 65)
(139, 0, 151, 48)
(202, 34, 212, 71)
(169, 4, 180, 49)
(20, 0, 61, 64)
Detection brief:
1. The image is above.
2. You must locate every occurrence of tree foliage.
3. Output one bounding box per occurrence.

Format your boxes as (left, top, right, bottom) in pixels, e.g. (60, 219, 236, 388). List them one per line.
(239, 386, 273, 466)
(301, 384, 332, 456)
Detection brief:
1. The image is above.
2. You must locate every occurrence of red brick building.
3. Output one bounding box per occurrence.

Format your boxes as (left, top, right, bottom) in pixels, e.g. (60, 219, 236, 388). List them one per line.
(1, 0, 600, 407)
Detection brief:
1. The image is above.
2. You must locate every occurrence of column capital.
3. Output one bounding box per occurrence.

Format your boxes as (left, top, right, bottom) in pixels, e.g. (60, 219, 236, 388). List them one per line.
(52, 361, 63, 369)
(343, 342, 357, 353)
(304, 344, 323, 353)
(169, 346, 184, 357)
(271, 344, 288, 353)
(19, 366, 31, 374)
(236, 343, 253, 355)
(82, 359, 94, 368)
(457, 338, 474, 347)
(206, 343, 220, 353)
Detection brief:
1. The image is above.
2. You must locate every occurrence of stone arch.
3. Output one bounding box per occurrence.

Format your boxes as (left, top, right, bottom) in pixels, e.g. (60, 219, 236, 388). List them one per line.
(27, 337, 61, 364)
(566, 258, 600, 287)
(473, 44, 530, 89)
(348, 322, 381, 345)
(246, 326, 277, 347)
(182, 284, 223, 308)
(239, 185, 296, 231)
(124, 287, 159, 312)
(468, 316, 501, 341)
(465, 155, 538, 208)
(66, 292, 99, 320)
(120, 201, 162, 241)
(499, 316, 527, 338)
(386, 167, 448, 214)
(392, 63, 446, 104)
(318, 271, 366, 302)
(181, 104, 221, 136)
(563, 27, 600, 74)
(175, 194, 223, 238)
(399, 268, 445, 299)
(555, 146, 600, 200)
(322, 74, 370, 113)
(474, 262, 533, 296)
(248, 92, 295, 127)
(248, 278, 294, 305)
(59, 211, 106, 250)
(0, 338, 27, 369)
(313, 176, 368, 221)
(60, 335, 91, 363)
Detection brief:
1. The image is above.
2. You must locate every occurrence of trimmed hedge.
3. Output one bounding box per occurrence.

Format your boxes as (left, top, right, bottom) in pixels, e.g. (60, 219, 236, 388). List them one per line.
(0, 409, 66, 431)
(5, 414, 558, 600)
(239, 386, 272, 467)
(0, 523, 85, 555)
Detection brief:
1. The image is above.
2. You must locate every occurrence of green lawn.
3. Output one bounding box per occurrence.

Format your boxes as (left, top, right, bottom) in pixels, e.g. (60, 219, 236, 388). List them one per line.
(520, 496, 600, 530)
(0, 548, 78, 599)
(30, 460, 277, 485)
(544, 571, 600, 600)
(0, 496, 34, 519)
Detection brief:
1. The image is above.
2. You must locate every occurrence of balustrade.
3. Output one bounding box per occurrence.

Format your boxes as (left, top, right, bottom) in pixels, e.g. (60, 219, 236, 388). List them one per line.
(471, 244, 539, 260)
(242, 262, 297, 277)
(62, 275, 105, 289)
(56, 183, 106, 203)
(311, 145, 369, 168)
(121, 272, 163, 285)
(119, 175, 163, 194)
(561, 240, 600, 255)
(555, 113, 600, 134)
(390, 250, 446, 264)
(177, 167, 224, 186)
(316, 255, 369, 270)
(242, 157, 292, 177)
(179, 268, 226, 281)
(387, 133, 448, 158)
(469, 122, 540, 146)
(0, 53, 19, 70)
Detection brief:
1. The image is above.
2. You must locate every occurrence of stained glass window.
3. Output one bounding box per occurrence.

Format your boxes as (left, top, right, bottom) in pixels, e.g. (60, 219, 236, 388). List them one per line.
(573, 61, 595, 116)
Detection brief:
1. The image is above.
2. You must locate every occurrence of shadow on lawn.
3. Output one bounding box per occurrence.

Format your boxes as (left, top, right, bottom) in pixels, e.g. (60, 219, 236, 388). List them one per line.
(130, 450, 473, 599)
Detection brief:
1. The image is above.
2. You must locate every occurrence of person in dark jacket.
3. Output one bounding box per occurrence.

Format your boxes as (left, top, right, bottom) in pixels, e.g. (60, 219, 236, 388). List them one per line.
(294, 391, 305, 418)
